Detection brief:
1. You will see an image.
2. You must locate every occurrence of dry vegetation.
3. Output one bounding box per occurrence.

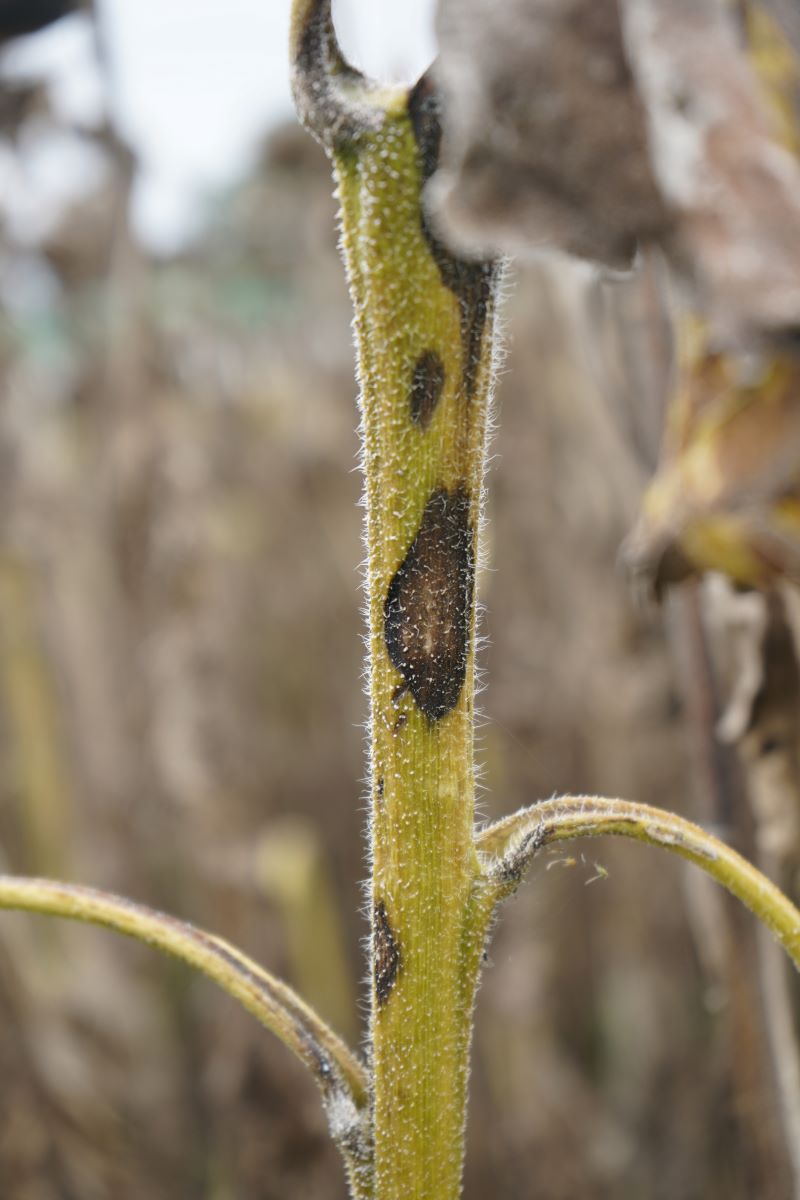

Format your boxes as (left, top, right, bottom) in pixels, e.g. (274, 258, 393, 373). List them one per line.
(0, 6, 799, 1199)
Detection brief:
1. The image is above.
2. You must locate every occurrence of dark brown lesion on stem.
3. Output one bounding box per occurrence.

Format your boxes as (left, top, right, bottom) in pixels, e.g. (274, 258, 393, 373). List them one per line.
(410, 349, 446, 429)
(374, 900, 402, 1005)
(407, 75, 499, 403)
(384, 485, 474, 723)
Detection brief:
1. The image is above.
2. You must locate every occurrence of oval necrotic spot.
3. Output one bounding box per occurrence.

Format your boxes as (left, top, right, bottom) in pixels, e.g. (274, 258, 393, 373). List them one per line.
(410, 349, 445, 430)
(383, 485, 474, 722)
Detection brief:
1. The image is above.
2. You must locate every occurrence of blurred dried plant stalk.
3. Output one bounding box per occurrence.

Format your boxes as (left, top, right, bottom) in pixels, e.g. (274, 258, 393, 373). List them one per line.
(431, 0, 670, 269)
(433, 0, 800, 343)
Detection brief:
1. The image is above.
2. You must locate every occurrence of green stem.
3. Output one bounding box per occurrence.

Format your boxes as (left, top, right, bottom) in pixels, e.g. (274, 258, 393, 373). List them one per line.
(341, 103, 497, 1200)
(477, 796, 800, 968)
(291, 6, 502, 1197)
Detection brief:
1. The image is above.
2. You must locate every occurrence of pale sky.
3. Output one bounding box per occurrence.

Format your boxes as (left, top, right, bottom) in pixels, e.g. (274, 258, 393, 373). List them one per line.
(0, 0, 436, 250)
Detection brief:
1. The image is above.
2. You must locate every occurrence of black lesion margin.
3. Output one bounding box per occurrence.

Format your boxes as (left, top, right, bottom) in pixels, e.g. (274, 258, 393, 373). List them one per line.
(374, 900, 402, 1005)
(407, 74, 499, 404)
(384, 485, 474, 723)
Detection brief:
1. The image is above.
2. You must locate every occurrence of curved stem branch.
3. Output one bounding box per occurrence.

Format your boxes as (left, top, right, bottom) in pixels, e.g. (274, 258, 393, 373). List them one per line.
(290, 0, 382, 149)
(477, 796, 800, 970)
(0, 874, 371, 1167)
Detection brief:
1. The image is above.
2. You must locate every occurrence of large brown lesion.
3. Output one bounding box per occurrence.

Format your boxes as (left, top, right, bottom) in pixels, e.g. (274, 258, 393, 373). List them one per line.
(384, 485, 475, 722)
(373, 900, 401, 1005)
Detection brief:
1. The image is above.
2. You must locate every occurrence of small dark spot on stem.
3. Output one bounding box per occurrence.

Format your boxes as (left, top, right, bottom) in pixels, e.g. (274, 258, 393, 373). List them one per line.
(299, 1028, 335, 1088)
(493, 822, 546, 892)
(410, 350, 445, 430)
(374, 900, 401, 1005)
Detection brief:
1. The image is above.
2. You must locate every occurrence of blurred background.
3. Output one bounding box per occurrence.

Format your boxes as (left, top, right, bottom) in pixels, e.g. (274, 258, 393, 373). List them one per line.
(0, 2, 796, 1198)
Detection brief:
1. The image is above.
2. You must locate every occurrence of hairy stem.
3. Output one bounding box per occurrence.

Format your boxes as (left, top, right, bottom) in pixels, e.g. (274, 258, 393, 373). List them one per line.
(477, 796, 800, 968)
(291, 5, 502, 1197)
(342, 101, 498, 1200)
